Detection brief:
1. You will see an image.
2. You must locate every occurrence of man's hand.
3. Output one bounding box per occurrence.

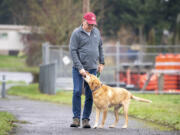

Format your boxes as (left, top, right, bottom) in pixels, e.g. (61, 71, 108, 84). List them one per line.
(97, 64, 104, 73)
(79, 69, 86, 77)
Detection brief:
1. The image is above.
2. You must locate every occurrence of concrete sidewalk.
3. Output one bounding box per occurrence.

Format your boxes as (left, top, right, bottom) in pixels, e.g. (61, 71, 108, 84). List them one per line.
(0, 96, 179, 135)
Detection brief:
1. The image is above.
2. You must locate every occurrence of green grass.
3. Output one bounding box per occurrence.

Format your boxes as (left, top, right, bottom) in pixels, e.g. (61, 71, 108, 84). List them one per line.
(7, 84, 78, 105)
(0, 55, 38, 73)
(129, 93, 180, 130)
(0, 112, 16, 135)
(0, 81, 27, 85)
(7, 84, 180, 130)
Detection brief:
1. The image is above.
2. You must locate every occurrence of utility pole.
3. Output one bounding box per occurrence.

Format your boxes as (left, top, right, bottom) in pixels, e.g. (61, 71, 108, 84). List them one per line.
(175, 13, 180, 45)
(82, 0, 90, 95)
(83, 0, 90, 14)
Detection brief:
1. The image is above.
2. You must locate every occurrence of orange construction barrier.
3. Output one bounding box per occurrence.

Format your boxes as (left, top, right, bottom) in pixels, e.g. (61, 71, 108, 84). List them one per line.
(131, 73, 139, 88)
(174, 54, 180, 70)
(155, 54, 166, 70)
(119, 72, 126, 83)
(126, 68, 131, 85)
(156, 54, 180, 71)
(139, 74, 158, 90)
(155, 54, 180, 91)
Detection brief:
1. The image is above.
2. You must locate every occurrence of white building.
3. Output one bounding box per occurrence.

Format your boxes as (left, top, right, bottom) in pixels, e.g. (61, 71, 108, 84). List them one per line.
(0, 25, 31, 55)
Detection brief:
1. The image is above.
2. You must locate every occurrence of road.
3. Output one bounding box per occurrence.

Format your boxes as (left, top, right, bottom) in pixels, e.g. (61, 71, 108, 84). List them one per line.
(0, 72, 33, 84)
(0, 96, 179, 135)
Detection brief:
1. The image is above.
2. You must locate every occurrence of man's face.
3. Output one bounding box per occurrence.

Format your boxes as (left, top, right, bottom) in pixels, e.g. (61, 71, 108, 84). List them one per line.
(82, 20, 95, 32)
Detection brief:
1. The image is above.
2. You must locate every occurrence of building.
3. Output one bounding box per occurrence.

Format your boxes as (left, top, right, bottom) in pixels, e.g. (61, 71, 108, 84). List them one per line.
(0, 25, 31, 55)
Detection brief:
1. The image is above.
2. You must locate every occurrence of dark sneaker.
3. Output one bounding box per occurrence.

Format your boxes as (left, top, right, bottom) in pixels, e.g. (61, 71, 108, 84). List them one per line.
(82, 119, 91, 128)
(70, 118, 80, 127)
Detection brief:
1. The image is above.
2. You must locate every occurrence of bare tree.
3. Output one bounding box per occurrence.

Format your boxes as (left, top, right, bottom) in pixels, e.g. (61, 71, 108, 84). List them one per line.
(25, 0, 82, 66)
(28, 0, 82, 45)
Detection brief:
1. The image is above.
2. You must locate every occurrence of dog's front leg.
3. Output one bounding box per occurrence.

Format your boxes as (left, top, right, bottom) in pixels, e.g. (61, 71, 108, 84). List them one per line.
(99, 109, 108, 128)
(93, 107, 100, 129)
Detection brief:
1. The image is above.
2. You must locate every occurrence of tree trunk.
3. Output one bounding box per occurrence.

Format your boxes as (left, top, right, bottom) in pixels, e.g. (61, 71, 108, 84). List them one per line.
(175, 13, 180, 45)
(83, 0, 90, 14)
(139, 25, 144, 45)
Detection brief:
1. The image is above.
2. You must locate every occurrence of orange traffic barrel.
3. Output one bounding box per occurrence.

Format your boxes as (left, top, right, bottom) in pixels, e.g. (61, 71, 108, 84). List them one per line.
(174, 54, 180, 70)
(178, 75, 180, 89)
(163, 74, 178, 91)
(155, 54, 166, 70)
(139, 74, 158, 90)
(164, 54, 175, 70)
(156, 54, 180, 72)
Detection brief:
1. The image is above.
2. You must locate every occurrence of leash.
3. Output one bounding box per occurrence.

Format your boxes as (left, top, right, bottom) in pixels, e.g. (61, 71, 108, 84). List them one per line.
(97, 71, 100, 79)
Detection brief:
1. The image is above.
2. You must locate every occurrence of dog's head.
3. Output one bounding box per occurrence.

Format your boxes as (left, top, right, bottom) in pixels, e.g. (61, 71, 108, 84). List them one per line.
(83, 72, 102, 91)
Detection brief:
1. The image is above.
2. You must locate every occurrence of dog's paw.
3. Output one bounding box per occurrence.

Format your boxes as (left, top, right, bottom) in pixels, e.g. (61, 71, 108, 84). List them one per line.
(122, 125, 127, 129)
(109, 125, 115, 128)
(98, 125, 104, 128)
(93, 125, 98, 129)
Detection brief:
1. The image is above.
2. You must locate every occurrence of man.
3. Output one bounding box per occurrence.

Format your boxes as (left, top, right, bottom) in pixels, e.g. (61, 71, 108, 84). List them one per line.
(69, 12, 105, 128)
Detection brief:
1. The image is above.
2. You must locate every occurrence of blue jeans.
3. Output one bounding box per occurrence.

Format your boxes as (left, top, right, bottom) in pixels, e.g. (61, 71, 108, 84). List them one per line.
(72, 67, 97, 120)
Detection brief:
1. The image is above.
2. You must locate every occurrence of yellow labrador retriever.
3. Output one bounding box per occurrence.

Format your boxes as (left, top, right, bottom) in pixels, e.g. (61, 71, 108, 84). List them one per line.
(83, 72, 152, 129)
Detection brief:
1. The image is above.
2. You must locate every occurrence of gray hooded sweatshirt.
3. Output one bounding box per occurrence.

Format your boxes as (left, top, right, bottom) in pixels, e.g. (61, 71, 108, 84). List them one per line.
(69, 25, 105, 70)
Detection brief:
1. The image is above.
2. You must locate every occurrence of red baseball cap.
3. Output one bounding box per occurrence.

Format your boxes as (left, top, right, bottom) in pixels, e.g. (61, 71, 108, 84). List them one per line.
(83, 12, 97, 25)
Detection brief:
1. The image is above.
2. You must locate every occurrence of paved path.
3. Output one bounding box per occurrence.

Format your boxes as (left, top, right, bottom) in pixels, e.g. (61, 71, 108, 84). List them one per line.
(0, 96, 179, 135)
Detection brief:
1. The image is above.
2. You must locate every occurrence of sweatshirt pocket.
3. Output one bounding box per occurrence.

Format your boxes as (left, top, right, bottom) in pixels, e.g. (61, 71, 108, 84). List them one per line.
(79, 52, 88, 65)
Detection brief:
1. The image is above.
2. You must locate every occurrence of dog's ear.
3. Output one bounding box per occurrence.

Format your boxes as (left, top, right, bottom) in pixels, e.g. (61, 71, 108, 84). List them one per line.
(91, 81, 96, 90)
(90, 79, 99, 90)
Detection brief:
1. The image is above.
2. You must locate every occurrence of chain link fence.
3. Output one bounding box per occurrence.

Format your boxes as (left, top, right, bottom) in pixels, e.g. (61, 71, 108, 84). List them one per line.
(40, 42, 180, 93)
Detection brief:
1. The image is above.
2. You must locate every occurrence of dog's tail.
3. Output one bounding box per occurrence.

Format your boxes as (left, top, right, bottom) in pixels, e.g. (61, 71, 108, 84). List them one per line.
(131, 95, 152, 103)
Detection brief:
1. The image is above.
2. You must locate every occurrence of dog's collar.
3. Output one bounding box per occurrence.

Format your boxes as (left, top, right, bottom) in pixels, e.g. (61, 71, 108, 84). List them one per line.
(92, 84, 103, 93)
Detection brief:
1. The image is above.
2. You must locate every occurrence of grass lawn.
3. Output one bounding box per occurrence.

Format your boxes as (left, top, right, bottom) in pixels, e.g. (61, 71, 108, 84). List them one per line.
(8, 83, 180, 130)
(0, 55, 38, 73)
(129, 93, 180, 130)
(8, 84, 74, 105)
(0, 112, 16, 135)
